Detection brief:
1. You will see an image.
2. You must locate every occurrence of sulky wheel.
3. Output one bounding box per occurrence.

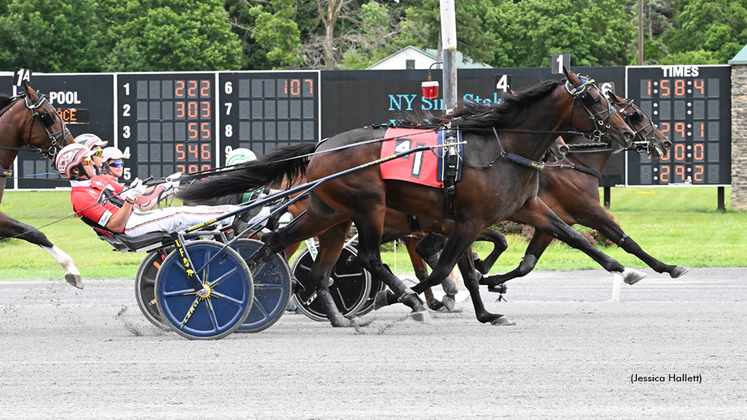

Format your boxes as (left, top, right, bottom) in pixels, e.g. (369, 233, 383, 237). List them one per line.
(291, 243, 371, 322)
(155, 240, 253, 340)
(353, 273, 386, 317)
(230, 239, 292, 333)
(134, 247, 173, 330)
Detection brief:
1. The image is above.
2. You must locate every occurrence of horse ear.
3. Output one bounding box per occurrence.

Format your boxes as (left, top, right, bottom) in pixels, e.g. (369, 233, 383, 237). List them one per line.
(562, 66, 579, 85)
(607, 91, 620, 103)
(23, 82, 38, 101)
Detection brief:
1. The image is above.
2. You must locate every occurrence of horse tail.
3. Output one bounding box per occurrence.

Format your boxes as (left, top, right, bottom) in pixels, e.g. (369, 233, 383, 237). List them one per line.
(178, 142, 315, 202)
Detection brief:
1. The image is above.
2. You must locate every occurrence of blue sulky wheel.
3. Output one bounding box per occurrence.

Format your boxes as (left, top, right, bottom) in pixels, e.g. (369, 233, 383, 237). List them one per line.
(291, 243, 372, 322)
(229, 239, 292, 333)
(155, 240, 253, 340)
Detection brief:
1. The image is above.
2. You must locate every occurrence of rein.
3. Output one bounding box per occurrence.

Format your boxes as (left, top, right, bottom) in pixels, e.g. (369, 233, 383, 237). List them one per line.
(0, 92, 69, 159)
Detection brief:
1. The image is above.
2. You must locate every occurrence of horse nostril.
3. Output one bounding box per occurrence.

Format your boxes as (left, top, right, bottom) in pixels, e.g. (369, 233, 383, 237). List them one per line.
(663, 140, 672, 148)
(624, 131, 634, 141)
(559, 145, 569, 153)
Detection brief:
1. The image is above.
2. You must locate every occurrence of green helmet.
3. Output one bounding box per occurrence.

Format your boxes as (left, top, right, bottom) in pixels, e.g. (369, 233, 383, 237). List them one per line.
(225, 148, 256, 166)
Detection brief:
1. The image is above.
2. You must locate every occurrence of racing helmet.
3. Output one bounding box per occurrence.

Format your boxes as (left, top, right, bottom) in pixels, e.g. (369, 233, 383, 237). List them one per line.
(225, 148, 256, 166)
(56, 143, 94, 180)
(75, 133, 108, 149)
(101, 147, 125, 162)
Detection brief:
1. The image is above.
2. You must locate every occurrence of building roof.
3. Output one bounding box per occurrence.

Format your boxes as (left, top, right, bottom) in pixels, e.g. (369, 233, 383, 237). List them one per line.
(729, 43, 747, 65)
(367, 46, 492, 70)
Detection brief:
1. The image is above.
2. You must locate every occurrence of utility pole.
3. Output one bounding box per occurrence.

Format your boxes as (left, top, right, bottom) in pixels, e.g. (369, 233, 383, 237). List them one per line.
(440, 0, 457, 112)
(638, 0, 644, 65)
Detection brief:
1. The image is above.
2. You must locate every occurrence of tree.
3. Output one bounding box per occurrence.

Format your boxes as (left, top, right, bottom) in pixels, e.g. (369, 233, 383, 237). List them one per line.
(99, 0, 243, 72)
(0, 0, 105, 73)
(660, 0, 747, 64)
(500, 0, 635, 67)
(249, 0, 304, 69)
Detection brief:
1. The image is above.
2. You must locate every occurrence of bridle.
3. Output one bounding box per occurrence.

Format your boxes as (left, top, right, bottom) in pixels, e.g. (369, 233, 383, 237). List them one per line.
(565, 75, 627, 149)
(613, 98, 666, 156)
(0, 91, 70, 159)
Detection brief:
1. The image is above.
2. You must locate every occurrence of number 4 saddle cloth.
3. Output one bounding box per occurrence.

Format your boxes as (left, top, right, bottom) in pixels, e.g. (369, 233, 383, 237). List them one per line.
(379, 128, 463, 188)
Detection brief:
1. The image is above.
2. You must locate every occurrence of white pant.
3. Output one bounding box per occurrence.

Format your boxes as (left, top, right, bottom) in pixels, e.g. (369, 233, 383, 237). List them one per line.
(124, 205, 237, 237)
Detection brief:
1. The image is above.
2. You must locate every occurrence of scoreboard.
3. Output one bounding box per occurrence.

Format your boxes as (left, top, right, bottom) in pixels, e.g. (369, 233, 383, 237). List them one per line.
(1, 66, 732, 190)
(625, 65, 731, 186)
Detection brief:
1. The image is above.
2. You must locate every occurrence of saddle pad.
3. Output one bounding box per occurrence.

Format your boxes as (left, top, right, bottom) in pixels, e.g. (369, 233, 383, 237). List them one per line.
(380, 128, 442, 188)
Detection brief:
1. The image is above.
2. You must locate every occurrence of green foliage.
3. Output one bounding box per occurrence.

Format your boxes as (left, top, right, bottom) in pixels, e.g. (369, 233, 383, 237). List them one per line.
(0, 0, 105, 72)
(249, 0, 304, 69)
(660, 0, 747, 63)
(100, 0, 242, 72)
(499, 0, 635, 67)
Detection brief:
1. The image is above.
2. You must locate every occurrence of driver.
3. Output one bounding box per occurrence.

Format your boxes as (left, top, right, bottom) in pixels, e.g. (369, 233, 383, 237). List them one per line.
(56, 143, 259, 238)
(74, 133, 107, 174)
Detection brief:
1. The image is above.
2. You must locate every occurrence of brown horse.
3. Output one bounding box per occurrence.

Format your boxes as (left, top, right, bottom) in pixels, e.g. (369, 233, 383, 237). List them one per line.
(180, 68, 641, 327)
(479, 92, 689, 289)
(0, 83, 78, 287)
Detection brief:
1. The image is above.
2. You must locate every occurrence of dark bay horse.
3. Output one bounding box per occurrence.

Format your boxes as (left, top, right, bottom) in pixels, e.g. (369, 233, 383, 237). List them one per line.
(0, 83, 78, 287)
(480, 92, 689, 289)
(180, 68, 642, 326)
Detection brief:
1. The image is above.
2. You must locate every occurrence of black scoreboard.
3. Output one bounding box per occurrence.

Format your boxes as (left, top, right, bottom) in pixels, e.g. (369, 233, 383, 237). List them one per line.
(218, 71, 320, 157)
(117, 73, 216, 181)
(625, 65, 731, 186)
(1, 66, 733, 190)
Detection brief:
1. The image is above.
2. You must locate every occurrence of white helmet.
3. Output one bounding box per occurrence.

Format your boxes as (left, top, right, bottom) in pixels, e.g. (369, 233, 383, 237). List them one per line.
(225, 148, 256, 166)
(75, 133, 108, 149)
(56, 143, 94, 180)
(101, 147, 125, 162)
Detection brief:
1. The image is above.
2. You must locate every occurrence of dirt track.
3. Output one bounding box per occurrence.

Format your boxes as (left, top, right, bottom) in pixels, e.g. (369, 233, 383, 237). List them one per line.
(1, 268, 745, 419)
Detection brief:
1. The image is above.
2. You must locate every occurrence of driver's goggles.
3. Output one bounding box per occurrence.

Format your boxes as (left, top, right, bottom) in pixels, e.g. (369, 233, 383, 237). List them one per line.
(82, 156, 94, 166)
(109, 160, 124, 168)
(91, 149, 104, 157)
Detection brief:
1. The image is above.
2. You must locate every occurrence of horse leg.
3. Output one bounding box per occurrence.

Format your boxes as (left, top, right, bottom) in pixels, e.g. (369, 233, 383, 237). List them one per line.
(514, 197, 647, 285)
(0, 212, 82, 289)
(352, 216, 428, 322)
(405, 238, 443, 311)
(408, 225, 509, 323)
(458, 246, 514, 325)
(480, 231, 554, 290)
(412, 233, 459, 303)
(310, 221, 357, 327)
(472, 229, 508, 275)
(582, 209, 689, 278)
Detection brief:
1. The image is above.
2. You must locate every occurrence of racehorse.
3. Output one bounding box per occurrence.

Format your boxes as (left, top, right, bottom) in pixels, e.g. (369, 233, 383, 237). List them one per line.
(0, 83, 79, 287)
(179, 68, 641, 327)
(479, 92, 689, 289)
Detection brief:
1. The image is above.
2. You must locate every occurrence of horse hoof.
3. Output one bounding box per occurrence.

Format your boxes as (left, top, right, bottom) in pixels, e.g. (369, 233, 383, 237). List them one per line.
(621, 267, 646, 285)
(441, 295, 456, 312)
(491, 316, 515, 326)
(670, 266, 690, 278)
(411, 309, 432, 324)
(373, 291, 391, 310)
(426, 298, 445, 311)
(65, 274, 83, 289)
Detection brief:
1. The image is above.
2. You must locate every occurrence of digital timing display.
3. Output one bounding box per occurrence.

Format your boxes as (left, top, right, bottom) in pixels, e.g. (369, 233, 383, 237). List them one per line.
(219, 71, 320, 160)
(626, 65, 731, 185)
(117, 73, 216, 181)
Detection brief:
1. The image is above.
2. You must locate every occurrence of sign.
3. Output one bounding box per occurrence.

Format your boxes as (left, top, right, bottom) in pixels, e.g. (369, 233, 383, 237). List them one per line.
(218, 71, 320, 162)
(625, 65, 731, 186)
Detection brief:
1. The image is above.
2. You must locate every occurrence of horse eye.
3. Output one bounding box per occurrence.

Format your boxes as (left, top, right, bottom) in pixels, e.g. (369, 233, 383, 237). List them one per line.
(627, 111, 642, 123)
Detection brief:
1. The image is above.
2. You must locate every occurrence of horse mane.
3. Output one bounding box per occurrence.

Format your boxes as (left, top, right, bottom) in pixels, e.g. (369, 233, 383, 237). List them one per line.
(396, 79, 564, 132)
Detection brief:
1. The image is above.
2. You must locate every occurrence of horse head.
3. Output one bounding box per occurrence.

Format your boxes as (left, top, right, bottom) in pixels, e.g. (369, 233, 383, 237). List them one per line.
(562, 67, 635, 150)
(14, 83, 74, 159)
(606, 91, 669, 159)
